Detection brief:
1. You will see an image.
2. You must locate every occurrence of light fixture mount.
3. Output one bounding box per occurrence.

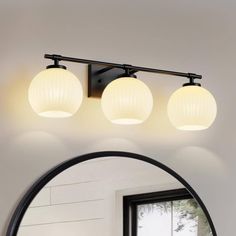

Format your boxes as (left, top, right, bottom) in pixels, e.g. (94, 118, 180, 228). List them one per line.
(44, 54, 202, 98)
(182, 74, 201, 87)
(88, 64, 127, 97)
(88, 64, 137, 97)
(46, 56, 67, 70)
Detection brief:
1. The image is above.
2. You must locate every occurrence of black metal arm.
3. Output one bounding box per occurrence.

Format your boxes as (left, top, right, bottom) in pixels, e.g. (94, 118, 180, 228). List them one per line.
(44, 54, 202, 80)
(44, 53, 202, 97)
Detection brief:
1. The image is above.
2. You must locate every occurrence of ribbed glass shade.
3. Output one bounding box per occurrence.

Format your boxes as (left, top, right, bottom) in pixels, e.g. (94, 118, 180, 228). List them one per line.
(167, 86, 217, 130)
(28, 68, 83, 118)
(101, 77, 153, 125)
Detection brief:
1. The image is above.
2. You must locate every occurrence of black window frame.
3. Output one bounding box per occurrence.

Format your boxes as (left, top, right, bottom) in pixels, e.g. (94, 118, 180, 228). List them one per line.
(123, 188, 192, 236)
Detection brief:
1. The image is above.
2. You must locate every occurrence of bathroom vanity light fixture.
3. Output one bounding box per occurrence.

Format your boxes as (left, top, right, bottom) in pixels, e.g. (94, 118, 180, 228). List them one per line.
(28, 54, 217, 130)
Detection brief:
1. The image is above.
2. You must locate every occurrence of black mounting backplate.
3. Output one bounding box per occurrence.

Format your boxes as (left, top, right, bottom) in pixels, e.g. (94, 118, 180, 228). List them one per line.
(88, 64, 125, 97)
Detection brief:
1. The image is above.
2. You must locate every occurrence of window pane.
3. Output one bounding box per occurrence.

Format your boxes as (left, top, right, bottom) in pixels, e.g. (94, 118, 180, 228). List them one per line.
(137, 199, 212, 236)
(173, 199, 212, 236)
(137, 202, 171, 236)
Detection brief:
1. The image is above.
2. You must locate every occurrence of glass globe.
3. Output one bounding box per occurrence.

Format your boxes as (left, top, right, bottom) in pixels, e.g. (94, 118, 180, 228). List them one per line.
(28, 68, 83, 118)
(167, 85, 217, 130)
(101, 77, 153, 125)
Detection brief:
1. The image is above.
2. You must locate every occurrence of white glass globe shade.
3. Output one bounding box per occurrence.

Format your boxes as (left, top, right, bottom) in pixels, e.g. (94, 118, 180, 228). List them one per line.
(28, 68, 83, 118)
(167, 85, 217, 130)
(101, 77, 153, 125)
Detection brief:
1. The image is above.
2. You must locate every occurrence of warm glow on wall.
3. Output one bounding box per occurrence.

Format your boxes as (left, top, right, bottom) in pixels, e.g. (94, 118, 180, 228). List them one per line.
(28, 68, 83, 118)
(101, 77, 153, 124)
(167, 85, 217, 130)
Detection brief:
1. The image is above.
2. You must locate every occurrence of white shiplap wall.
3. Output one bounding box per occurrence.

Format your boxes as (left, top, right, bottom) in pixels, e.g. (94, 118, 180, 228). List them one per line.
(18, 157, 181, 236)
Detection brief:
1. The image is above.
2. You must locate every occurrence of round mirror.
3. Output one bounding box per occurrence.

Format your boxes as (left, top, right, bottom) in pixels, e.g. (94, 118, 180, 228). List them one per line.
(7, 152, 216, 236)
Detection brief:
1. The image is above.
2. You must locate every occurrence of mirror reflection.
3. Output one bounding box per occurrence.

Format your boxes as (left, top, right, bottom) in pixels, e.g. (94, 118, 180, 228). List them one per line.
(18, 157, 212, 236)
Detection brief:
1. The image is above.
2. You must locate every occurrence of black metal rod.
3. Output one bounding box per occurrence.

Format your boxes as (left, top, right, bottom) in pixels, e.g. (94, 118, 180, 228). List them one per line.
(44, 54, 202, 79)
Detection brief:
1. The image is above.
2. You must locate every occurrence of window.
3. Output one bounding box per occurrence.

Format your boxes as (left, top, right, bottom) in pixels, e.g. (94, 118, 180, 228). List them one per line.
(123, 189, 212, 236)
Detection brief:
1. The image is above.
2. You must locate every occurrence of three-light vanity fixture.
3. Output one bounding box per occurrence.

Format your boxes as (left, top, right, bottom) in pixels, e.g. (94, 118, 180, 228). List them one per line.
(28, 54, 217, 130)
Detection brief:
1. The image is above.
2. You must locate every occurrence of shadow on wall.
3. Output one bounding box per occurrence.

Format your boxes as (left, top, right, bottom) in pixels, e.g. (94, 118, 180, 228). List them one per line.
(1, 131, 69, 176)
(10, 131, 68, 160)
(170, 146, 228, 178)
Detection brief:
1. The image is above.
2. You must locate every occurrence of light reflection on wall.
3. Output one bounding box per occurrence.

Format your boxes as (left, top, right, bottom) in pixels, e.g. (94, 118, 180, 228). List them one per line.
(170, 146, 228, 178)
(6, 131, 68, 166)
(84, 138, 142, 153)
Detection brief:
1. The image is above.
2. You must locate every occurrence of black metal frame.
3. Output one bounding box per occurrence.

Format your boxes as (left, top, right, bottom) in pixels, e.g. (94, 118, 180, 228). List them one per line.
(44, 54, 202, 97)
(6, 151, 217, 236)
(123, 189, 193, 236)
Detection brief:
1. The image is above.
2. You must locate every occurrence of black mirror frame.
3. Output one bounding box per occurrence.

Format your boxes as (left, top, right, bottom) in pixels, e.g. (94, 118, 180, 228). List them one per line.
(6, 151, 217, 236)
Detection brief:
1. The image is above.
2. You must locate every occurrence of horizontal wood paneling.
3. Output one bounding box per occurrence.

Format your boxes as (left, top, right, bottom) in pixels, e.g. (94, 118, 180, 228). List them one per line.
(51, 181, 107, 205)
(18, 219, 105, 236)
(21, 200, 105, 226)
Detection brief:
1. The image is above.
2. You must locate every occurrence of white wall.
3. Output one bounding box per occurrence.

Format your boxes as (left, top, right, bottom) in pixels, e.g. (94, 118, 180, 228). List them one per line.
(17, 158, 181, 236)
(0, 1, 235, 235)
